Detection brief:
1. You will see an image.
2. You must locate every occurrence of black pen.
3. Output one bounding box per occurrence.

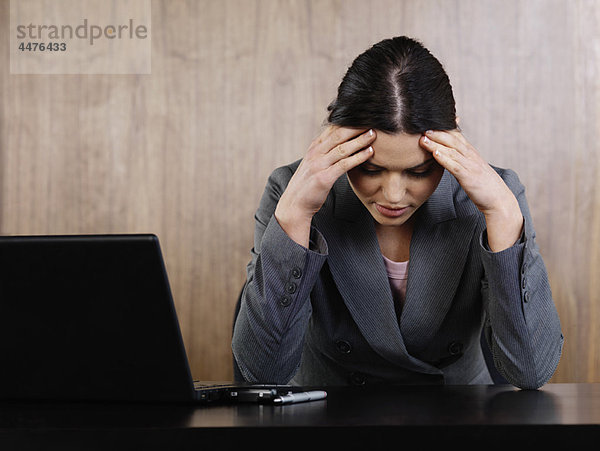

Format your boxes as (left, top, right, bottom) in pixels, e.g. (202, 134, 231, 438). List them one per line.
(272, 390, 327, 405)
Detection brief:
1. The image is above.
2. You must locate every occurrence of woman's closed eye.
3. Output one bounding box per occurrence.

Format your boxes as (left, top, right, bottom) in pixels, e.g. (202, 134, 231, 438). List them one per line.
(359, 166, 382, 175)
(407, 167, 435, 178)
(358, 163, 437, 178)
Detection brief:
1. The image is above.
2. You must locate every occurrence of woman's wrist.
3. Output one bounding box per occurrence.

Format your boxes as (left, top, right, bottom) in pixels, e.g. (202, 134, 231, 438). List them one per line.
(274, 201, 313, 248)
(483, 196, 524, 252)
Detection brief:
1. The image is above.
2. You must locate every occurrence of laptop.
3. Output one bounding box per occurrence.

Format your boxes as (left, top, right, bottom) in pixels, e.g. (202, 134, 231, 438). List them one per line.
(0, 234, 297, 403)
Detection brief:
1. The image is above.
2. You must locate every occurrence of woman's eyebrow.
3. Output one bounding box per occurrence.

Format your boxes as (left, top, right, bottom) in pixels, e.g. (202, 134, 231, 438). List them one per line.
(407, 158, 435, 170)
(365, 157, 435, 170)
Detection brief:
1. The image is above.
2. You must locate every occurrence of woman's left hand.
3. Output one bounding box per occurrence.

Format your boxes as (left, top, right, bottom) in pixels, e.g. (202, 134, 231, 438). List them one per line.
(419, 129, 524, 252)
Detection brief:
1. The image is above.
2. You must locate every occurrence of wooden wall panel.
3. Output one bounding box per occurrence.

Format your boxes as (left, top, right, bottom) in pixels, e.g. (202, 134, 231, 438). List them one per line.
(1, 0, 598, 382)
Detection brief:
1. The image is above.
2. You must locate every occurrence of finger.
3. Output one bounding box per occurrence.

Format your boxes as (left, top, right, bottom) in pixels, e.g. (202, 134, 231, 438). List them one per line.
(316, 126, 367, 155)
(448, 128, 469, 146)
(325, 128, 376, 164)
(425, 129, 478, 159)
(451, 130, 476, 152)
(327, 144, 374, 179)
(420, 135, 465, 176)
(423, 130, 469, 156)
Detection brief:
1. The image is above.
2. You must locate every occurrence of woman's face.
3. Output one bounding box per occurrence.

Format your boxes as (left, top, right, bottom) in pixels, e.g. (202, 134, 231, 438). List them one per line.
(347, 131, 444, 228)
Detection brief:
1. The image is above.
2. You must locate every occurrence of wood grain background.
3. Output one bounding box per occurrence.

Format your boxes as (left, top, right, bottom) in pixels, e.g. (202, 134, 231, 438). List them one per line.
(1, 0, 598, 382)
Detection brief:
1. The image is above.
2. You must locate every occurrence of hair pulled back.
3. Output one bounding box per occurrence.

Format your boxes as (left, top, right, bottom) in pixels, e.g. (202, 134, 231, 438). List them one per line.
(327, 36, 457, 134)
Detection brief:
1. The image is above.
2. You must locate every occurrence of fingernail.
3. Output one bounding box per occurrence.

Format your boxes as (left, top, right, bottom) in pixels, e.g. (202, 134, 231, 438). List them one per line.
(425, 130, 433, 135)
(367, 146, 373, 153)
(368, 129, 374, 137)
(423, 136, 430, 144)
(435, 149, 440, 156)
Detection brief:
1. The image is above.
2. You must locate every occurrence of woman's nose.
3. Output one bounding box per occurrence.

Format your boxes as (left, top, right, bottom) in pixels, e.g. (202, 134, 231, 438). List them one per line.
(382, 174, 406, 204)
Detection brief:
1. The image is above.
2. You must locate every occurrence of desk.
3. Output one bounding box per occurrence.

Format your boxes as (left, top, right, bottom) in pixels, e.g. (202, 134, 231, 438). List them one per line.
(1, 384, 599, 450)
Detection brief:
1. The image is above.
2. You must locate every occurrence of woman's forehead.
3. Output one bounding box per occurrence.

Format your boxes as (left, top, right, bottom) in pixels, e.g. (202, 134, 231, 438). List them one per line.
(369, 131, 430, 169)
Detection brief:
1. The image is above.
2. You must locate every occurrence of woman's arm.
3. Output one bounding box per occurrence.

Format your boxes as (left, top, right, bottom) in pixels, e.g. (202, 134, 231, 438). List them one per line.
(420, 130, 563, 389)
(232, 126, 376, 383)
(231, 165, 328, 384)
(479, 168, 563, 389)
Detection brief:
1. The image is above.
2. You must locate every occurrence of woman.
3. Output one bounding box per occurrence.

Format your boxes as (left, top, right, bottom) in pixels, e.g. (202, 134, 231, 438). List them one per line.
(232, 36, 563, 389)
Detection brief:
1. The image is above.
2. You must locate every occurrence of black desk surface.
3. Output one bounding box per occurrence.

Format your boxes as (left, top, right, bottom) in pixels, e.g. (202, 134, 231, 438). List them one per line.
(1, 383, 599, 450)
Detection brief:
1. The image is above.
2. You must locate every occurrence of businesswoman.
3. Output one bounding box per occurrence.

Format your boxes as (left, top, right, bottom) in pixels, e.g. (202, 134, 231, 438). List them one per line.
(232, 36, 563, 389)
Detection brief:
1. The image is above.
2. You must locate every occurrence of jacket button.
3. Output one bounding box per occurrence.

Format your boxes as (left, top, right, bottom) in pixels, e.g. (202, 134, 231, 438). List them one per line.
(350, 372, 366, 386)
(448, 341, 463, 355)
(279, 295, 292, 307)
(335, 340, 352, 354)
(285, 282, 297, 294)
(291, 267, 302, 279)
(522, 278, 526, 290)
(523, 291, 529, 303)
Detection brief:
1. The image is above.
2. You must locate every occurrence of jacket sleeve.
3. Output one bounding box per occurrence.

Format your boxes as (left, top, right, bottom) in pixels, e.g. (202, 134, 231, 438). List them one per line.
(480, 168, 564, 389)
(231, 164, 328, 384)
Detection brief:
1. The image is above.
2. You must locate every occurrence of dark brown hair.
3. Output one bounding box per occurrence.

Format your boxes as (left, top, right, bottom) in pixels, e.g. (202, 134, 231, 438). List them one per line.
(326, 36, 457, 134)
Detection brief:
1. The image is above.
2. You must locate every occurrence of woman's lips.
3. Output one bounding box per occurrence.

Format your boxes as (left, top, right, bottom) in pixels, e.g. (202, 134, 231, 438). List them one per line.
(375, 204, 409, 218)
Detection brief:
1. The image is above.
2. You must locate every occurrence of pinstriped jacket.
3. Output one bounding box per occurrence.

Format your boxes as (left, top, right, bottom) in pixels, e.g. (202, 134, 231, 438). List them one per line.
(232, 159, 564, 389)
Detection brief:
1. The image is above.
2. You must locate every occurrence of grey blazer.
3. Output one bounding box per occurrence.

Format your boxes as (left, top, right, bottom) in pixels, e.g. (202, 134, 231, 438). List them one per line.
(232, 159, 564, 389)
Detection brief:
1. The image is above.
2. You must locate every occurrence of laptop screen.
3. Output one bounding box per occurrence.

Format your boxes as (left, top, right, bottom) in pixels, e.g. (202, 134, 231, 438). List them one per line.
(0, 234, 195, 402)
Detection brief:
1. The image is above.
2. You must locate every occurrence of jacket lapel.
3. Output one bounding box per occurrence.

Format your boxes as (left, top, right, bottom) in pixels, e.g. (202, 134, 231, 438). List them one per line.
(313, 170, 477, 372)
(400, 177, 478, 354)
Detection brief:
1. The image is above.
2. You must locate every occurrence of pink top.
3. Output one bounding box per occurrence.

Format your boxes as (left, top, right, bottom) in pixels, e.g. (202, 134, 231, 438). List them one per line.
(381, 254, 409, 315)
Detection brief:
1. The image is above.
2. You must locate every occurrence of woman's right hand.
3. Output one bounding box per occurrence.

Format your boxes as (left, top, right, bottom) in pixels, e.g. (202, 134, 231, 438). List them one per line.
(274, 126, 377, 247)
